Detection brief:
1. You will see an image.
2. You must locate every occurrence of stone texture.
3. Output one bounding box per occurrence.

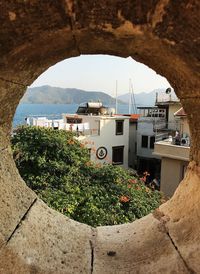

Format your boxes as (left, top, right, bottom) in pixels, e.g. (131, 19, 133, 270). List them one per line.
(0, 0, 199, 273)
(94, 214, 189, 273)
(0, 129, 36, 243)
(0, 199, 92, 274)
(159, 162, 200, 273)
(0, 81, 27, 131)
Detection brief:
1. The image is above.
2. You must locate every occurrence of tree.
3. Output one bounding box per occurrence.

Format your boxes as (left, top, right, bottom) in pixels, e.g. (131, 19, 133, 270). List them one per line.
(12, 126, 163, 227)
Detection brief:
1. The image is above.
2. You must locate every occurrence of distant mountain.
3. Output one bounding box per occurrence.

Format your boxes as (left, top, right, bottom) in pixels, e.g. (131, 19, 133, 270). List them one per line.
(21, 86, 126, 105)
(118, 88, 178, 106)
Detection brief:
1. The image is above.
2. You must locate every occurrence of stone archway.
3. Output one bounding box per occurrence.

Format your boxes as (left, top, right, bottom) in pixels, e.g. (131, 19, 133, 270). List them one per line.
(0, 1, 199, 273)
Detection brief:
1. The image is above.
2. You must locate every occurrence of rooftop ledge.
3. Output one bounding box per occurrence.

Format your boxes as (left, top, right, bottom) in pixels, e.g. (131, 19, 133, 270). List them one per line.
(153, 140, 190, 161)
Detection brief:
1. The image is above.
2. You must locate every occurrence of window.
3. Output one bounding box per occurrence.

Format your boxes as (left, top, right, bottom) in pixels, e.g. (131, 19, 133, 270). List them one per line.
(112, 146, 124, 165)
(115, 120, 124, 135)
(150, 136, 155, 149)
(141, 135, 148, 148)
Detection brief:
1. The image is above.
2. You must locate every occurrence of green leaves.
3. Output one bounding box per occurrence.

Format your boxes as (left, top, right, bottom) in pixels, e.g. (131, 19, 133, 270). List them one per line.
(12, 126, 163, 227)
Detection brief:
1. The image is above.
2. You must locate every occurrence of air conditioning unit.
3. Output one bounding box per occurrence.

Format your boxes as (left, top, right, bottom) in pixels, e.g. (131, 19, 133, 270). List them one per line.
(181, 137, 190, 147)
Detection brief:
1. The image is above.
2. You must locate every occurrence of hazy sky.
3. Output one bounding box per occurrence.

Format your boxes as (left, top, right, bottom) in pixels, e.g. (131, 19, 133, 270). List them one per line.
(31, 55, 171, 96)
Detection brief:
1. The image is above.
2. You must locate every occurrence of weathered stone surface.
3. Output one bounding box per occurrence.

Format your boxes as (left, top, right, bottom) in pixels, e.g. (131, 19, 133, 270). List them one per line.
(94, 214, 189, 273)
(0, 129, 36, 243)
(0, 199, 92, 274)
(0, 81, 27, 131)
(160, 162, 200, 273)
(0, 0, 199, 273)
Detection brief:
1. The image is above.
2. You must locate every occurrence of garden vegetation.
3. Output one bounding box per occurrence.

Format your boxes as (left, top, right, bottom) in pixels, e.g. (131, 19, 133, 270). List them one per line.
(12, 126, 163, 227)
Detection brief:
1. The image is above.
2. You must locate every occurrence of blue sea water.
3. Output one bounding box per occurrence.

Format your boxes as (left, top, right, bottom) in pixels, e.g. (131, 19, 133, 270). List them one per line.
(13, 104, 130, 127)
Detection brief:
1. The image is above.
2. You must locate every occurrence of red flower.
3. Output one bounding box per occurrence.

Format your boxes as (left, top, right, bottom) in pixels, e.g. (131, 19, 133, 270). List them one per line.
(119, 196, 130, 203)
(140, 176, 146, 183)
(128, 179, 137, 184)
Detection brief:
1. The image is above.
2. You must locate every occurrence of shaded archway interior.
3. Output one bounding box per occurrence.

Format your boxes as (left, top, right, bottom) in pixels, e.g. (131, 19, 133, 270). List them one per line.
(0, 1, 199, 273)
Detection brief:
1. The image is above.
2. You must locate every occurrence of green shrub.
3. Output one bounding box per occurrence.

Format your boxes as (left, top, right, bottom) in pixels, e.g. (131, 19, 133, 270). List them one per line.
(12, 126, 163, 227)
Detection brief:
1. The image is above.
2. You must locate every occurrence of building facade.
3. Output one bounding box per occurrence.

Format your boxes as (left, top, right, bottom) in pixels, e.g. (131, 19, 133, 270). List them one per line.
(135, 98, 182, 182)
(153, 107, 190, 197)
(65, 114, 130, 168)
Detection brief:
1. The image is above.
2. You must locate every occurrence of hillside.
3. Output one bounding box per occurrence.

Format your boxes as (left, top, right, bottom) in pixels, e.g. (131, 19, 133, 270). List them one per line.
(21, 86, 126, 105)
(118, 88, 178, 106)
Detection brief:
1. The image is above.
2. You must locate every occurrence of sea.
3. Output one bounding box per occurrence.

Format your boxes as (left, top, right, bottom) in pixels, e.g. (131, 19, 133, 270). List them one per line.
(13, 103, 130, 127)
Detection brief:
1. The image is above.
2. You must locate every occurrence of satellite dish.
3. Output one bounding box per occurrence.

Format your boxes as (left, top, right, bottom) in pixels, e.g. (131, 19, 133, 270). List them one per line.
(165, 87, 172, 94)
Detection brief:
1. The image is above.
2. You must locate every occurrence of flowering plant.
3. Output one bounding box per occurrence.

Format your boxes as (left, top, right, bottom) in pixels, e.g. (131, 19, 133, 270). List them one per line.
(12, 126, 163, 227)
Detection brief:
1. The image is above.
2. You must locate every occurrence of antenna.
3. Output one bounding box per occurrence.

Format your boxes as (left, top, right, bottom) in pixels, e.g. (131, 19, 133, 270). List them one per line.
(115, 80, 118, 114)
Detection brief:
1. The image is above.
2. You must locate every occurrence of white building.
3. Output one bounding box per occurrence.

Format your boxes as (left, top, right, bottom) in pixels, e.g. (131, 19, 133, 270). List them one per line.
(63, 114, 130, 168)
(29, 102, 130, 168)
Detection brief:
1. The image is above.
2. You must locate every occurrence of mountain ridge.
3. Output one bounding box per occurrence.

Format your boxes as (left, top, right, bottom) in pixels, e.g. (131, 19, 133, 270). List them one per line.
(118, 88, 178, 106)
(21, 85, 126, 105)
(21, 85, 178, 106)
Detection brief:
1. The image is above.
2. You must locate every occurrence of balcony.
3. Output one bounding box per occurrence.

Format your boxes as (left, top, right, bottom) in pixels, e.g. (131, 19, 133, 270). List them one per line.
(153, 139, 190, 161)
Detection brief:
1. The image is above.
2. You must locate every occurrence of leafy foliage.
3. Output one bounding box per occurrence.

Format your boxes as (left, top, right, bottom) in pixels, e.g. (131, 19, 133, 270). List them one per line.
(12, 126, 163, 227)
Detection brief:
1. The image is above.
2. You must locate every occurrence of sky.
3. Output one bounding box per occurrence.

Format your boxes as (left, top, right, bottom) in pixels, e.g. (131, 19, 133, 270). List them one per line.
(31, 55, 171, 96)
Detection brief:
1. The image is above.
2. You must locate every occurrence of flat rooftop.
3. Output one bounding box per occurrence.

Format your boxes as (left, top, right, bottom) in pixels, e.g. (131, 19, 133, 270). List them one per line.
(64, 113, 130, 119)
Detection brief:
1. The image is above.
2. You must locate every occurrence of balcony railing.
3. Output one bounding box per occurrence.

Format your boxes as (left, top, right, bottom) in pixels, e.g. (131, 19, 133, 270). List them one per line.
(153, 139, 190, 161)
(153, 120, 181, 133)
(156, 94, 179, 103)
(30, 118, 100, 136)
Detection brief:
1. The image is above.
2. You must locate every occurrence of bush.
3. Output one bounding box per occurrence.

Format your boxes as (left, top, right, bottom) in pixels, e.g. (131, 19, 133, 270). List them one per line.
(12, 126, 163, 227)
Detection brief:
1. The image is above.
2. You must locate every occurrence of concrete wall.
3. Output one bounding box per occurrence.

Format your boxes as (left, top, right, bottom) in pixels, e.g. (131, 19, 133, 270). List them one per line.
(137, 119, 160, 159)
(160, 157, 189, 197)
(168, 104, 182, 129)
(154, 141, 190, 161)
(181, 117, 190, 137)
(128, 122, 137, 168)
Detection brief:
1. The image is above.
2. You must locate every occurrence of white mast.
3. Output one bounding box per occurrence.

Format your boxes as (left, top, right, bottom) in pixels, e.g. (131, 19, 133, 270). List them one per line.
(115, 80, 118, 114)
(128, 78, 131, 114)
(130, 79, 137, 114)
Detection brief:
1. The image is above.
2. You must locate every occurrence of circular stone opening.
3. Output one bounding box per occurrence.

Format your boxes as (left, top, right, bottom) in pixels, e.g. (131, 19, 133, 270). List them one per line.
(0, 1, 199, 273)
(12, 54, 173, 228)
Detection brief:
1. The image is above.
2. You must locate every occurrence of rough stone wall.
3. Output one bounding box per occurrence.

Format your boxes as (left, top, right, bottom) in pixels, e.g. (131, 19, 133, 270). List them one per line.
(0, 1, 199, 273)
